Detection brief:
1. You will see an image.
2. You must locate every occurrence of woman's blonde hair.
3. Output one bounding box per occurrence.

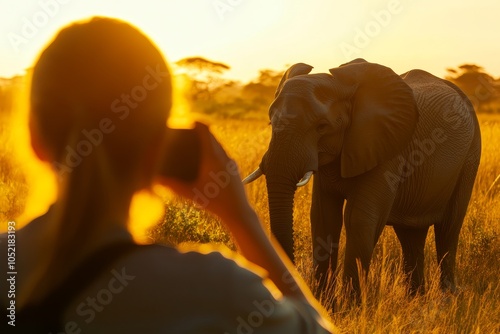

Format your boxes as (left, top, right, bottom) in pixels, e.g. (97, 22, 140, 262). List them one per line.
(23, 17, 171, 306)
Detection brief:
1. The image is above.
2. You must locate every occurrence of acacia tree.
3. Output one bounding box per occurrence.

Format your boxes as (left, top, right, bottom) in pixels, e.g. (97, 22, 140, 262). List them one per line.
(175, 57, 230, 101)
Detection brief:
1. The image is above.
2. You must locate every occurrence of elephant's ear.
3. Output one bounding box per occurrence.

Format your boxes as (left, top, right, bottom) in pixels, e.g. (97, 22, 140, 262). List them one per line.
(275, 63, 313, 98)
(329, 60, 418, 178)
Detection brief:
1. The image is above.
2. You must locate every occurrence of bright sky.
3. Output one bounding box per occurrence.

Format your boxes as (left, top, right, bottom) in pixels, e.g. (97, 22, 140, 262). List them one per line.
(1, 0, 499, 82)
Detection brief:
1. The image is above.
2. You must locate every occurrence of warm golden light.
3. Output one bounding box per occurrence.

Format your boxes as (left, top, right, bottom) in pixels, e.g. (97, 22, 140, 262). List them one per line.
(10, 76, 57, 228)
(168, 73, 196, 129)
(128, 189, 165, 243)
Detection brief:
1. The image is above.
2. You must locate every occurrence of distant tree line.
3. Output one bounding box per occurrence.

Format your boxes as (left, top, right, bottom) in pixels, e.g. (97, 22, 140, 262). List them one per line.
(1, 59, 499, 120)
(173, 57, 283, 119)
(173, 57, 500, 118)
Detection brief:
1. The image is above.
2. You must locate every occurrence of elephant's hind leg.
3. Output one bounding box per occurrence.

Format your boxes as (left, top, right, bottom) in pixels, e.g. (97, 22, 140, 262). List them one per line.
(394, 226, 429, 295)
(434, 153, 480, 292)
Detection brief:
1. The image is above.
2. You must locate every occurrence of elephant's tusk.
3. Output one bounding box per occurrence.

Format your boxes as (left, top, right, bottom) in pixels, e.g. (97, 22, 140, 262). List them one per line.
(242, 167, 263, 184)
(296, 171, 314, 187)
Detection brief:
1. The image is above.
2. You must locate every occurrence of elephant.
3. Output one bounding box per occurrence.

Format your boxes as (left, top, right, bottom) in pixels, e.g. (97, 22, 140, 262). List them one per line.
(243, 59, 481, 298)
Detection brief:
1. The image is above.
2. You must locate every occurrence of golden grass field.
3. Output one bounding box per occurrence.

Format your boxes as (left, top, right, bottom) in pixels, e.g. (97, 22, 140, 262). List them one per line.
(1, 84, 499, 332)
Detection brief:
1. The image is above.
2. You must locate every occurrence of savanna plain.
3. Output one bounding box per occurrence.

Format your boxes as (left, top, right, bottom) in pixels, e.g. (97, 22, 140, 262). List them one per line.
(1, 89, 499, 333)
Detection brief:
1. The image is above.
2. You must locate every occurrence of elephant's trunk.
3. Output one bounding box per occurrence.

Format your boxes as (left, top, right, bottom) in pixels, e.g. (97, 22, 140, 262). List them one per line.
(266, 179, 297, 262)
(260, 130, 317, 263)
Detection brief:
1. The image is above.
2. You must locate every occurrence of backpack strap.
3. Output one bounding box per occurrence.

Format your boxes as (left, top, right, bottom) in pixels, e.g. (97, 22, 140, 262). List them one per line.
(17, 240, 148, 332)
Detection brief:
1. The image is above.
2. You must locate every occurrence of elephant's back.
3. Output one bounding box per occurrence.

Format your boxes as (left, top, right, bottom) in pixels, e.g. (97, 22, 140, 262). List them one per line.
(405, 70, 476, 152)
(390, 70, 478, 225)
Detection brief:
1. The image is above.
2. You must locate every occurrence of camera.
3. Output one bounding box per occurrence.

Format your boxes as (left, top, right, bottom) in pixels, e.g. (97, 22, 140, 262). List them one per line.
(159, 128, 201, 182)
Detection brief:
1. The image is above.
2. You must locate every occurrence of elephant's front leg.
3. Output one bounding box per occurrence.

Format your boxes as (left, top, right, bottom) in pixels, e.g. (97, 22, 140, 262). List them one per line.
(310, 175, 344, 299)
(343, 186, 395, 298)
(343, 218, 377, 297)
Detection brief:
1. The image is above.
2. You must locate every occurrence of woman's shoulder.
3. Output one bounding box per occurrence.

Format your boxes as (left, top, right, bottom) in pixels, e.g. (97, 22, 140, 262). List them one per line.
(69, 242, 275, 309)
(63, 243, 281, 332)
(109, 244, 331, 333)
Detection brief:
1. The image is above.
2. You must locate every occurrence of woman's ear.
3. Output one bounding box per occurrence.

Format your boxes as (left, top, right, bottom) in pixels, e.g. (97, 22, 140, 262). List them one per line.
(329, 59, 419, 178)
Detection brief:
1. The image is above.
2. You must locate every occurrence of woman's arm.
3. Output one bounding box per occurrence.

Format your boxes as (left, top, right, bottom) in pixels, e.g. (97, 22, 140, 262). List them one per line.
(156, 122, 334, 331)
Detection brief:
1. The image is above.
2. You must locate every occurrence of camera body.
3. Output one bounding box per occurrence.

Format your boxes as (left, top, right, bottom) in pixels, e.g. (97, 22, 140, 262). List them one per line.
(159, 128, 200, 182)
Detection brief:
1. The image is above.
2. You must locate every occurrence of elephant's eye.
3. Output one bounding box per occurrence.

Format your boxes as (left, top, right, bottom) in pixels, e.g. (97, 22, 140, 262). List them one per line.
(316, 123, 329, 134)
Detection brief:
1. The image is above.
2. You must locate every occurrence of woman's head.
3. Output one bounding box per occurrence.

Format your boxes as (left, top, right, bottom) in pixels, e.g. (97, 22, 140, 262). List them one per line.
(30, 17, 171, 183)
(22, 18, 172, 307)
